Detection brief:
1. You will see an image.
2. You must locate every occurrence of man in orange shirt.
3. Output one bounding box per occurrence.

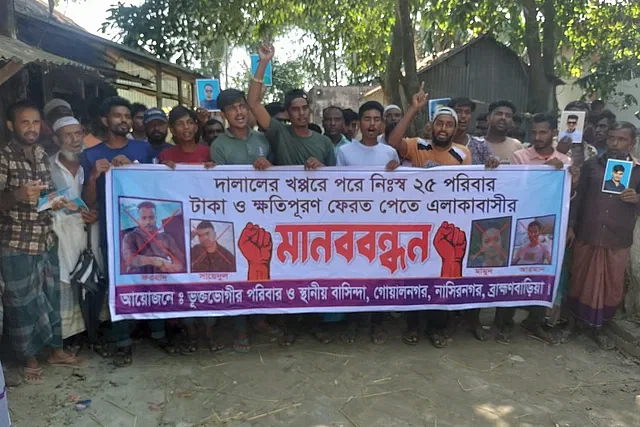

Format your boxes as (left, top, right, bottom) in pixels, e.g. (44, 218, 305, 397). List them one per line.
(387, 84, 471, 168)
(387, 84, 470, 349)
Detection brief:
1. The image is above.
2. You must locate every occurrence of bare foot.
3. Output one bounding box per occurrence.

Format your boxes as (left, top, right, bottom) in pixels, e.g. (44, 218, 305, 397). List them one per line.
(47, 349, 88, 367)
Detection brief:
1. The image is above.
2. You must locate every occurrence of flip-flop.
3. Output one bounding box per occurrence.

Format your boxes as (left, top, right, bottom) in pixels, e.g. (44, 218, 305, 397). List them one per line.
(22, 367, 44, 385)
(312, 327, 333, 344)
(426, 331, 448, 349)
(47, 355, 88, 368)
(402, 330, 419, 346)
(208, 340, 226, 353)
(180, 340, 198, 355)
(113, 346, 133, 367)
(253, 322, 284, 337)
(471, 324, 487, 341)
(593, 332, 615, 350)
(370, 325, 387, 345)
(340, 322, 358, 344)
(521, 321, 557, 345)
(278, 333, 296, 347)
(155, 338, 177, 355)
(233, 337, 251, 353)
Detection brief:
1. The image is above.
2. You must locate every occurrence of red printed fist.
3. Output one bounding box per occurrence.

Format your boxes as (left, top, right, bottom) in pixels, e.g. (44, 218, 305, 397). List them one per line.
(433, 221, 467, 278)
(238, 222, 273, 281)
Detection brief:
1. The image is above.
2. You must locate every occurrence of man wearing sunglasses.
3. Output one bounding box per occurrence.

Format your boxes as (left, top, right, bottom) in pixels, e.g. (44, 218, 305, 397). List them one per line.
(199, 84, 218, 111)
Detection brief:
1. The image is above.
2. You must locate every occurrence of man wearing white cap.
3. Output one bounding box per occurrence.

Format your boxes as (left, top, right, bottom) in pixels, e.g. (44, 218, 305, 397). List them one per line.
(50, 117, 100, 341)
(387, 84, 471, 349)
(377, 104, 403, 144)
(40, 98, 74, 155)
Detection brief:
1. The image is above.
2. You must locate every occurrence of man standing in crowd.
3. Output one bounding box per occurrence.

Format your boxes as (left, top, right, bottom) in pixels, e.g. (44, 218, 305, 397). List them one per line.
(342, 108, 359, 142)
(495, 113, 571, 344)
(387, 85, 469, 348)
(248, 44, 336, 169)
(474, 113, 489, 137)
(212, 89, 273, 168)
(144, 108, 172, 160)
(41, 99, 74, 155)
(248, 43, 335, 347)
(200, 118, 225, 147)
(472, 100, 522, 163)
(448, 97, 493, 166)
(158, 106, 211, 166)
(1, 101, 86, 385)
(567, 122, 639, 350)
(336, 100, 399, 345)
(82, 96, 171, 366)
(322, 106, 351, 153)
(209, 88, 282, 353)
(448, 97, 477, 147)
(378, 105, 403, 144)
(593, 110, 617, 156)
(128, 103, 148, 141)
(49, 116, 99, 342)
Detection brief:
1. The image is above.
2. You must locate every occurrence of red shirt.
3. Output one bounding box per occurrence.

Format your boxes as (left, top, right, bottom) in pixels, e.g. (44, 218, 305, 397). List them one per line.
(158, 144, 210, 163)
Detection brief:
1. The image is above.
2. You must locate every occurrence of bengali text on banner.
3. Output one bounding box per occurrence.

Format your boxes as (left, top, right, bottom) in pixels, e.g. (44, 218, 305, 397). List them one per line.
(105, 165, 571, 320)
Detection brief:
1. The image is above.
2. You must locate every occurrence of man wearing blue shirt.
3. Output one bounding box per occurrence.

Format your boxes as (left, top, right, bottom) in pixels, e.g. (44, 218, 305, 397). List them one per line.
(81, 96, 172, 367)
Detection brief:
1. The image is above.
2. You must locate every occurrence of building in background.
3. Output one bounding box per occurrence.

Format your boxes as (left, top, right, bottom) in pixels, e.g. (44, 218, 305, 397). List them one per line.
(307, 85, 373, 128)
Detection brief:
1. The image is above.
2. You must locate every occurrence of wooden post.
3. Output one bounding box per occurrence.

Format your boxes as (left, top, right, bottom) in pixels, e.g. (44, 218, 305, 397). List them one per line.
(0, 0, 17, 39)
(155, 63, 162, 107)
(177, 75, 183, 105)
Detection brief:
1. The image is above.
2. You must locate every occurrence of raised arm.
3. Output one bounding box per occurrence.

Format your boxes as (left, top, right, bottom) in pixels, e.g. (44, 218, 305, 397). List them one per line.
(247, 43, 275, 132)
(388, 82, 428, 159)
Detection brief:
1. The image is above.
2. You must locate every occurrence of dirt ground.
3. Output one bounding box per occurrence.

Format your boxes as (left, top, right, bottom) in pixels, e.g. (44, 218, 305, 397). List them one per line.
(6, 311, 640, 427)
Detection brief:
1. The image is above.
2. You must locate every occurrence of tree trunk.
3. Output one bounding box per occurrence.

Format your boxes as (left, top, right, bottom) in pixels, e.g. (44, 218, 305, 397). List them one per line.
(541, 0, 558, 111)
(382, 16, 403, 107)
(397, 0, 421, 135)
(522, 0, 553, 112)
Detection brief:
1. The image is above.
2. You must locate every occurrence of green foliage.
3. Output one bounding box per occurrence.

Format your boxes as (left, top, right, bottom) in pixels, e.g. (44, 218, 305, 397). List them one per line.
(230, 58, 307, 103)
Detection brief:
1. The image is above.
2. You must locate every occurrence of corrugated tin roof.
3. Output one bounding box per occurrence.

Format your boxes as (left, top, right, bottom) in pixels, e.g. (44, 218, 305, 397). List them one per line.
(15, 0, 84, 29)
(0, 34, 99, 74)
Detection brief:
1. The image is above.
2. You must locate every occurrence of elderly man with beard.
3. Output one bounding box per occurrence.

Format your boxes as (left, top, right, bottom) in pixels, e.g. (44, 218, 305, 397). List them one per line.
(378, 105, 403, 144)
(387, 84, 470, 349)
(49, 117, 100, 342)
(1, 101, 87, 385)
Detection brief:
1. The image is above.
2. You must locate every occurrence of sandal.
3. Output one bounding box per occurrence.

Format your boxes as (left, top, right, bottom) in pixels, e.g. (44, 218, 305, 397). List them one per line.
(521, 319, 557, 345)
(593, 331, 615, 350)
(207, 340, 225, 353)
(278, 333, 296, 347)
(233, 337, 251, 353)
(370, 325, 387, 345)
(402, 330, 419, 346)
(154, 338, 177, 355)
(92, 342, 112, 358)
(470, 323, 487, 341)
(495, 325, 513, 345)
(311, 326, 333, 344)
(340, 322, 358, 344)
(113, 346, 133, 367)
(180, 340, 198, 355)
(47, 354, 88, 368)
(4, 368, 23, 387)
(21, 366, 44, 385)
(426, 330, 448, 349)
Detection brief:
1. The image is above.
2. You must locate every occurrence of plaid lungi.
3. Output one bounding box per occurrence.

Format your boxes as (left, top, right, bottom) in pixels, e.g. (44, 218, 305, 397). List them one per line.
(0, 245, 63, 358)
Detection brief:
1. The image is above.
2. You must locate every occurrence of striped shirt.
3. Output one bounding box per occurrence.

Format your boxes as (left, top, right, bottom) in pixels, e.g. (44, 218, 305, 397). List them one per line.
(0, 141, 55, 255)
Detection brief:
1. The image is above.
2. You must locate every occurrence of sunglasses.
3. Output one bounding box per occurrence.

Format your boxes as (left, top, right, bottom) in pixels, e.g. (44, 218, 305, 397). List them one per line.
(568, 121, 577, 125)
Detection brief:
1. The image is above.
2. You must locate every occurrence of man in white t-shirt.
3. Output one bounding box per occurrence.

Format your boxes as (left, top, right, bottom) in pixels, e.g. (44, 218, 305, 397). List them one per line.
(336, 101, 399, 345)
(336, 102, 399, 167)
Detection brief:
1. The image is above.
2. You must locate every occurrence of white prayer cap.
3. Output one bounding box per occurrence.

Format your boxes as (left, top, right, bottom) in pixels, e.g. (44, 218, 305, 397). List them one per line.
(383, 104, 402, 114)
(432, 107, 459, 127)
(43, 98, 72, 117)
(52, 116, 81, 133)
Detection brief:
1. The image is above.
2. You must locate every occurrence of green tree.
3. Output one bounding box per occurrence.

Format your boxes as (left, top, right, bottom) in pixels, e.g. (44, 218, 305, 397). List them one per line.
(230, 58, 307, 103)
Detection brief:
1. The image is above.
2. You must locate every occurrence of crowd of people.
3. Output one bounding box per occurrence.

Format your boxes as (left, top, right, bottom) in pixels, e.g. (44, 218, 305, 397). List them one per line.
(0, 43, 638, 394)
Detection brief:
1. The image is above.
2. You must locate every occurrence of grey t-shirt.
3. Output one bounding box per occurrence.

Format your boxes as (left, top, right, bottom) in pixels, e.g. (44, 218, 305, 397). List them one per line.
(265, 119, 337, 166)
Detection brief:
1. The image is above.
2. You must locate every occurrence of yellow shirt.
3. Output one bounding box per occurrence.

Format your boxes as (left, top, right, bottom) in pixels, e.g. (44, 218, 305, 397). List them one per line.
(405, 138, 472, 167)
